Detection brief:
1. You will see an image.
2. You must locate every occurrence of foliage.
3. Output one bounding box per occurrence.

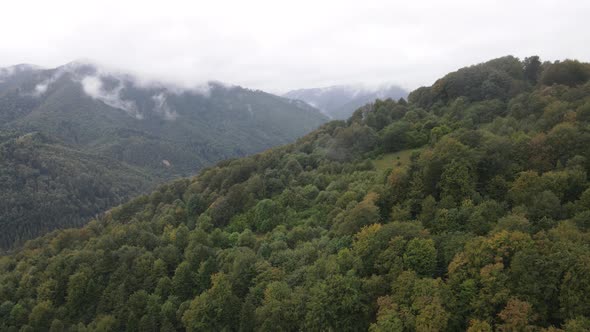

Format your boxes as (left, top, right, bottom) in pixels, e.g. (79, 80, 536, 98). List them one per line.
(1, 56, 590, 331)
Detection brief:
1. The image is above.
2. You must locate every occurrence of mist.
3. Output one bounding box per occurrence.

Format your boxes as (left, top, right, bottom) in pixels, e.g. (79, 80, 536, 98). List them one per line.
(1, 0, 589, 93)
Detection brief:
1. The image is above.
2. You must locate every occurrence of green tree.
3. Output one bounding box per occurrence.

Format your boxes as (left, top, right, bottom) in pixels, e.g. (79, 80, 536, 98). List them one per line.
(541, 60, 590, 87)
(403, 238, 437, 277)
(369, 296, 404, 332)
(523, 56, 542, 84)
(255, 282, 302, 331)
(253, 199, 284, 232)
(28, 301, 54, 330)
(439, 159, 475, 205)
(335, 192, 381, 235)
(304, 275, 368, 331)
(182, 273, 241, 332)
(559, 256, 590, 319)
(172, 262, 195, 301)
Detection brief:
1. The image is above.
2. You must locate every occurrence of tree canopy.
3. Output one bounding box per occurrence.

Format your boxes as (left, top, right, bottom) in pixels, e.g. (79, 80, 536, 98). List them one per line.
(2, 56, 590, 331)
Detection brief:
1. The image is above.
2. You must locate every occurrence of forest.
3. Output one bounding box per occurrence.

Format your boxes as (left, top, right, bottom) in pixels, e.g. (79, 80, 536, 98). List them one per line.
(0, 64, 327, 249)
(0, 131, 153, 249)
(1, 56, 590, 331)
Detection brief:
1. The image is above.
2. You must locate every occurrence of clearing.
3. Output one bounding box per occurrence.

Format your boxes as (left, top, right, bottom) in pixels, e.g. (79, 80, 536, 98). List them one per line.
(372, 148, 422, 172)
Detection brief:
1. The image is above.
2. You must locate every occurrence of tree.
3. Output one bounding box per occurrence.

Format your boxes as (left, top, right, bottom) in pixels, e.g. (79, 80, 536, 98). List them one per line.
(91, 315, 119, 332)
(439, 159, 475, 205)
(66, 268, 97, 318)
(523, 56, 542, 84)
(304, 275, 368, 331)
(335, 192, 381, 235)
(541, 60, 590, 87)
(403, 238, 437, 277)
(497, 298, 536, 332)
(467, 320, 492, 332)
(369, 296, 404, 332)
(172, 262, 195, 301)
(187, 194, 208, 219)
(8, 303, 28, 327)
(559, 256, 590, 319)
(564, 317, 590, 331)
(182, 273, 241, 332)
(28, 301, 54, 330)
(415, 300, 450, 332)
(253, 199, 284, 232)
(381, 121, 411, 152)
(255, 282, 302, 331)
(49, 319, 65, 332)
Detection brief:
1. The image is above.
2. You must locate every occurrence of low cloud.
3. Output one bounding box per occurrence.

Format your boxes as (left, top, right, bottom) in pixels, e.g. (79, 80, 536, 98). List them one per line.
(23, 62, 142, 118)
(33, 83, 49, 96)
(81, 75, 143, 119)
(1, 1, 589, 93)
(30, 65, 73, 97)
(151, 93, 177, 121)
(0, 67, 14, 83)
(18, 61, 215, 120)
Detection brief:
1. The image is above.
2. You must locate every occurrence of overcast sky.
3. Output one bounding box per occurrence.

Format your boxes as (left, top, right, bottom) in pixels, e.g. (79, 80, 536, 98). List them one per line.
(0, 0, 588, 93)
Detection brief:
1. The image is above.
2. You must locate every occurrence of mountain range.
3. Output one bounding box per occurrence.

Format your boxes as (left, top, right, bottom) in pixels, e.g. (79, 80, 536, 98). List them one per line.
(284, 84, 408, 119)
(0, 61, 328, 248)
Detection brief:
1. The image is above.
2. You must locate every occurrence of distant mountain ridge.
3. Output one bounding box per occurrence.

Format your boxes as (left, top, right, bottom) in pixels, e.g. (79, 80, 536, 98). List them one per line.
(284, 84, 407, 119)
(0, 60, 328, 176)
(0, 60, 328, 248)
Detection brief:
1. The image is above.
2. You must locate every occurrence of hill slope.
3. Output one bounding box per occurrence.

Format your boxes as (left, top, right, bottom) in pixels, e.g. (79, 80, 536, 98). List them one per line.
(284, 84, 407, 119)
(0, 62, 328, 248)
(0, 132, 154, 249)
(2, 56, 590, 331)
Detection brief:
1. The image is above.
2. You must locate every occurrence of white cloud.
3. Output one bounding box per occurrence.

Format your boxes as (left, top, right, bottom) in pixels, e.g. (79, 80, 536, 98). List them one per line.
(152, 93, 178, 121)
(0, 0, 588, 93)
(81, 76, 142, 119)
(19, 59, 211, 119)
(33, 83, 48, 95)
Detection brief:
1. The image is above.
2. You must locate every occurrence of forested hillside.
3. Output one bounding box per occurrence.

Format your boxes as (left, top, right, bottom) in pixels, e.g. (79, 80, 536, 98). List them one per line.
(2, 56, 590, 331)
(0, 62, 327, 249)
(0, 132, 153, 249)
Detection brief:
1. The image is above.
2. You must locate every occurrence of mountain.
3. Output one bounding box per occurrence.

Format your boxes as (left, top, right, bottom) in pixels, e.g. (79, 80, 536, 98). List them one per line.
(284, 84, 408, 119)
(2, 56, 590, 331)
(0, 131, 154, 249)
(0, 61, 328, 248)
(0, 61, 327, 177)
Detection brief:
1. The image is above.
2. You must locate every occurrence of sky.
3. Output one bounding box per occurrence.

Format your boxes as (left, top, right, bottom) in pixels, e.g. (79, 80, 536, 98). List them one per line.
(0, 0, 588, 93)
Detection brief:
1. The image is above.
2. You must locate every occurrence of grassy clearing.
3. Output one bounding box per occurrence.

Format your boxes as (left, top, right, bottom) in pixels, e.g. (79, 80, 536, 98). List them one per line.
(372, 148, 422, 172)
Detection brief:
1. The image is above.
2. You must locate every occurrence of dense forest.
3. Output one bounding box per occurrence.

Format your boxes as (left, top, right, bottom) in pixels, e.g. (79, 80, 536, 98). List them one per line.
(0, 131, 153, 249)
(2, 56, 590, 331)
(0, 62, 327, 249)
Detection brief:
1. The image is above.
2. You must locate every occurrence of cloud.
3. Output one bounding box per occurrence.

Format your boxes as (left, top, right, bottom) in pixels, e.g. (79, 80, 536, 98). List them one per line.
(152, 93, 177, 121)
(0, 67, 14, 83)
(0, 0, 589, 93)
(81, 75, 142, 119)
(33, 83, 49, 95)
(16, 59, 214, 120)
(30, 64, 76, 97)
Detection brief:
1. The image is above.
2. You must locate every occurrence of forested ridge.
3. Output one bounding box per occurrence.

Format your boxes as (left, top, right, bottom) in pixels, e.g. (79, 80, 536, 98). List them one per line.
(2, 56, 590, 331)
(0, 62, 327, 249)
